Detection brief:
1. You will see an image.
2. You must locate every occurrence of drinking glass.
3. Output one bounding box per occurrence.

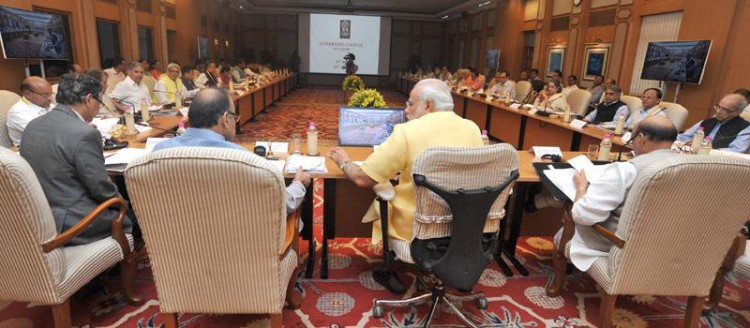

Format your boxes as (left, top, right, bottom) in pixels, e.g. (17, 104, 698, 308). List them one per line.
(290, 133, 302, 154)
(587, 144, 600, 160)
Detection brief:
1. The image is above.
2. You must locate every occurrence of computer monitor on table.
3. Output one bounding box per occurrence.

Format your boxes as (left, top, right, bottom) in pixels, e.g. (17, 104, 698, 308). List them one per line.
(338, 107, 405, 146)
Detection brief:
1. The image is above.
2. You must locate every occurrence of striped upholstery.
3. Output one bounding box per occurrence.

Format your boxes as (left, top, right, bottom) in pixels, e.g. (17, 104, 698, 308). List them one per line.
(586, 155, 750, 296)
(734, 243, 750, 281)
(566, 89, 592, 116)
(124, 147, 296, 314)
(0, 147, 131, 305)
(0, 90, 21, 148)
(410, 144, 518, 241)
(390, 239, 414, 263)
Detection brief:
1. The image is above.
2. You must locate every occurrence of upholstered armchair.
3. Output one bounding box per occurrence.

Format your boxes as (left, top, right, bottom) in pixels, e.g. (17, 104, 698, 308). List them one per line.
(546, 155, 750, 327)
(0, 90, 21, 148)
(705, 234, 749, 312)
(566, 89, 592, 116)
(371, 144, 519, 327)
(514, 80, 531, 103)
(124, 147, 301, 328)
(0, 148, 140, 328)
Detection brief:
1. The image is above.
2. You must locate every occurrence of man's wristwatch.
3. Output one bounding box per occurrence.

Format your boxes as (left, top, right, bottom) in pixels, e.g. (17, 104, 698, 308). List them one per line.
(340, 160, 351, 170)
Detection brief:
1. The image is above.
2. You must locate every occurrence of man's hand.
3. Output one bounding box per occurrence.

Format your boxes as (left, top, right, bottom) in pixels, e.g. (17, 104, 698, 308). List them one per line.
(327, 147, 351, 167)
(293, 166, 312, 187)
(573, 170, 588, 202)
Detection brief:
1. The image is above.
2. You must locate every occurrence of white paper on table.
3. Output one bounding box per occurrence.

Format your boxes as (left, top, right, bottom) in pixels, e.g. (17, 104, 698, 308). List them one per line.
(91, 118, 121, 138)
(265, 159, 286, 173)
(255, 141, 289, 153)
(522, 104, 534, 109)
(621, 132, 632, 143)
(543, 168, 578, 201)
(284, 154, 327, 173)
(510, 103, 522, 110)
(569, 119, 587, 129)
(148, 105, 163, 112)
(528, 108, 538, 115)
(567, 155, 607, 182)
(530, 146, 562, 158)
(105, 148, 149, 166)
(134, 124, 152, 133)
(145, 138, 169, 152)
(178, 107, 189, 117)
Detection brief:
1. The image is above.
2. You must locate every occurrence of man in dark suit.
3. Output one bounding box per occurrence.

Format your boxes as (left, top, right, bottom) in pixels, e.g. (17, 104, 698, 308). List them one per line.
(21, 73, 134, 245)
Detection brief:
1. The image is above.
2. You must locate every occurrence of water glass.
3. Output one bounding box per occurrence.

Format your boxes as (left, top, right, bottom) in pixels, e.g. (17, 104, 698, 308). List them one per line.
(291, 133, 302, 154)
(587, 144, 600, 160)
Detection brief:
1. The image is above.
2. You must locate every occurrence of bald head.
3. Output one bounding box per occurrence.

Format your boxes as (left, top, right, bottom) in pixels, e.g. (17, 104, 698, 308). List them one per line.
(21, 76, 53, 109)
(632, 116, 677, 155)
(722, 93, 748, 112)
(188, 88, 233, 129)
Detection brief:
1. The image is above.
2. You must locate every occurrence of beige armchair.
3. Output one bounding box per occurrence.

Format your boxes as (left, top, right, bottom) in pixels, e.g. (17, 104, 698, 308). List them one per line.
(0, 90, 21, 148)
(124, 147, 301, 328)
(0, 147, 140, 328)
(566, 89, 592, 116)
(740, 110, 749, 122)
(515, 80, 531, 103)
(621, 94, 642, 115)
(705, 234, 750, 312)
(660, 101, 689, 130)
(546, 155, 750, 328)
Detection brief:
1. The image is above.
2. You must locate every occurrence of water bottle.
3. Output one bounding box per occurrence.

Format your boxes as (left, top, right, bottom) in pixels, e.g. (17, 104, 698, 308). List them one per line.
(697, 136, 712, 154)
(140, 98, 150, 122)
(125, 113, 137, 135)
(563, 103, 572, 123)
(598, 134, 612, 161)
(691, 126, 705, 153)
(307, 121, 319, 156)
(614, 114, 625, 135)
(175, 91, 182, 109)
(481, 130, 490, 145)
(176, 122, 186, 135)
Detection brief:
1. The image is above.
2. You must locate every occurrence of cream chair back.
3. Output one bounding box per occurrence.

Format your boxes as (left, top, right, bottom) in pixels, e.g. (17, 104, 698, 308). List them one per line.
(621, 95, 643, 115)
(606, 155, 750, 296)
(566, 89, 592, 116)
(659, 101, 689, 130)
(0, 90, 21, 148)
(515, 81, 531, 103)
(125, 147, 295, 314)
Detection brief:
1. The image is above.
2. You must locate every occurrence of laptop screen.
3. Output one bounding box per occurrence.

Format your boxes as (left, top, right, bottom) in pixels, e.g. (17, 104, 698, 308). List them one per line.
(338, 107, 405, 146)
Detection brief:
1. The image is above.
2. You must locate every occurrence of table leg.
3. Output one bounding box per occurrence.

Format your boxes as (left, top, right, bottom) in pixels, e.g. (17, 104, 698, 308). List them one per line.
(498, 183, 530, 276)
(321, 179, 337, 279)
(302, 181, 315, 278)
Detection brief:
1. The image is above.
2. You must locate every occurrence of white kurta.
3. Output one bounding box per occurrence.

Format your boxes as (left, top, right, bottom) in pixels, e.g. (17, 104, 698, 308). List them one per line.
(7, 98, 51, 146)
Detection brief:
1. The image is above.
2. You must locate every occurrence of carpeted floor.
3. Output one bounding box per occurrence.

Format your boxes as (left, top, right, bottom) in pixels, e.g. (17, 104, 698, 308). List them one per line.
(2, 86, 749, 327)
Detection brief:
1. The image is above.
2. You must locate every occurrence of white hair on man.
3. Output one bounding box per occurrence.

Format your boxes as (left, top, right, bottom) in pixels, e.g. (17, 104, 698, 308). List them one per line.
(415, 78, 454, 112)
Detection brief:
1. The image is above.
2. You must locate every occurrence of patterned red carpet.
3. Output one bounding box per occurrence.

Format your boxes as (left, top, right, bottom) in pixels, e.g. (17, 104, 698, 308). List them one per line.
(2, 87, 748, 327)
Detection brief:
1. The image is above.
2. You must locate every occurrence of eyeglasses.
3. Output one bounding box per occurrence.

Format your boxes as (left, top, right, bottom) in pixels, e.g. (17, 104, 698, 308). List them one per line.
(713, 104, 739, 113)
(226, 111, 240, 122)
(626, 132, 644, 146)
(29, 89, 52, 98)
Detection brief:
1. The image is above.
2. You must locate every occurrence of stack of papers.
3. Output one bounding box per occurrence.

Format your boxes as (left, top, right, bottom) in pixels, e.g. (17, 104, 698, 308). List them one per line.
(254, 141, 289, 154)
(530, 146, 562, 158)
(284, 155, 327, 173)
(542, 155, 609, 201)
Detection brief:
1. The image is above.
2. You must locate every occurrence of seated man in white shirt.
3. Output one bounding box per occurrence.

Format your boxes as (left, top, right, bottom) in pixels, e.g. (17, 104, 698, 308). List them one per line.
(625, 88, 666, 129)
(488, 70, 516, 100)
(561, 75, 580, 97)
(7, 76, 53, 146)
(675, 94, 750, 153)
(109, 62, 152, 113)
(559, 116, 678, 271)
(103, 57, 126, 94)
(154, 63, 200, 105)
(195, 60, 221, 88)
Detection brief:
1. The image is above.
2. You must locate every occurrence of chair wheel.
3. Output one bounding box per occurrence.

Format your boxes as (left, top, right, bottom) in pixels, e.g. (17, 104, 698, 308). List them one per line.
(372, 304, 384, 318)
(476, 297, 488, 310)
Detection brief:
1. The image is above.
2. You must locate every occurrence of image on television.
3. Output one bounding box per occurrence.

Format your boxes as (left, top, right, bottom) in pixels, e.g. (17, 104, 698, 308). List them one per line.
(0, 6, 70, 59)
(339, 107, 404, 146)
(640, 40, 711, 84)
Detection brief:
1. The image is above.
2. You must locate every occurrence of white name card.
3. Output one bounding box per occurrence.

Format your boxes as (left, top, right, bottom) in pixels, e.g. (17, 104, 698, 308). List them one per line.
(510, 103, 521, 110)
(621, 131, 632, 143)
(569, 119, 587, 129)
(528, 109, 538, 115)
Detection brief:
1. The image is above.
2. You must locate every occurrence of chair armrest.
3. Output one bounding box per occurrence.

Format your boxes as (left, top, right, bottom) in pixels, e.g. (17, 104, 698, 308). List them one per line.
(42, 198, 129, 253)
(373, 182, 396, 201)
(280, 208, 301, 260)
(592, 223, 625, 248)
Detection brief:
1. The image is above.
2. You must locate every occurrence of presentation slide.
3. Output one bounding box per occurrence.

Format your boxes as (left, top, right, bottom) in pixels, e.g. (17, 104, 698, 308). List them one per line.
(299, 13, 391, 75)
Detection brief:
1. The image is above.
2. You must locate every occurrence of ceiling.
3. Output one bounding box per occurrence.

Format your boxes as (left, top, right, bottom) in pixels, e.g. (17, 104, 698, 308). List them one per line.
(218, 0, 499, 21)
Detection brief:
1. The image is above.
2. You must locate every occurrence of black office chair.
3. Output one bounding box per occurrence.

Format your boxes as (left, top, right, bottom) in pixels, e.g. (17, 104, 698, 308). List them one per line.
(371, 144, 519, 327)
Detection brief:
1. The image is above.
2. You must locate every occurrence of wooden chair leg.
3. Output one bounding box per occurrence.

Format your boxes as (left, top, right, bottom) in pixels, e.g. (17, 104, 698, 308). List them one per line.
(685, 296, 705, 328)
(51, 300, 71, 328)
(270, 313, 282, 328)
(121, 252, 143, 304)
(546, 210, 575, 298)
(163, 312, 178, 328)
(285, 266, 302, 310)
(598, 287, 617, 328)
(705, 234, 744, 312)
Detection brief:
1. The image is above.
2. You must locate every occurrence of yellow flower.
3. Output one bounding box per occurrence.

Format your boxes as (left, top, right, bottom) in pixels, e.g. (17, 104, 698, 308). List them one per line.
(526, 237, 554, 251)
(611, 308, 647, 328)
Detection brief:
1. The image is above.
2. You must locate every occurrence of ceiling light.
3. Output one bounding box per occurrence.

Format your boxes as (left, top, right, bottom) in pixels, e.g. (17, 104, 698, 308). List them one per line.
(441, 15, 449, 19)
(239, 5, 244, 9)
(478, 1, 491, 7)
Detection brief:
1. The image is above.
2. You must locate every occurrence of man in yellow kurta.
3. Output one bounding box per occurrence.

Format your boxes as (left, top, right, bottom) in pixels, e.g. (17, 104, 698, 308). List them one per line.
(328, 78, 483, 291)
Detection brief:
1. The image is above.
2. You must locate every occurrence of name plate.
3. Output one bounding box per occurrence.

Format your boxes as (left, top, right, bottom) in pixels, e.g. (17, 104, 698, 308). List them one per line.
(509, 103, 521, 110)
(569, 119, 587, 129)
(621, 131, 632, 143)
(528, 108, 538, 115)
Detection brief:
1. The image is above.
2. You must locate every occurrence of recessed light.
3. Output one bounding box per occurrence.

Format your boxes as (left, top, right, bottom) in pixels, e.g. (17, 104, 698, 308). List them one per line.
(239, 5, 245, 9)
(441, 15, 449, 19)
(478, 1, 491, 7)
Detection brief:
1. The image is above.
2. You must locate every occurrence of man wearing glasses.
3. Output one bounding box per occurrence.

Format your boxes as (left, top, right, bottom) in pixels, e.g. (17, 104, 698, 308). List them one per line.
(154, 63, 200, 104)
(154, 88, 311, 214)
(7, 76, 53, 147)
(675, 94, 750, 153)
(625, 88, 666, 129)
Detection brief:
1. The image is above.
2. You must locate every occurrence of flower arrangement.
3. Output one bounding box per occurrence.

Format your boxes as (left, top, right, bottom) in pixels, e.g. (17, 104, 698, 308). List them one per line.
(347, 89, 387, 108)
(342, 75, 364, 91)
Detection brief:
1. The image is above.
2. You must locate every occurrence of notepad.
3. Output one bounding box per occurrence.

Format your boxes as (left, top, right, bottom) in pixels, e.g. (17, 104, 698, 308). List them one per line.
(284, 155, 327, 173)
(255, 141, 290, 154)
(104, 148, 149, 166)
(530, 146, 562, 158)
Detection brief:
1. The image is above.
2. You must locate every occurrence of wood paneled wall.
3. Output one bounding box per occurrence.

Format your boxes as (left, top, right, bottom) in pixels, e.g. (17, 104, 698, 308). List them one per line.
(0, 0, 241, 91)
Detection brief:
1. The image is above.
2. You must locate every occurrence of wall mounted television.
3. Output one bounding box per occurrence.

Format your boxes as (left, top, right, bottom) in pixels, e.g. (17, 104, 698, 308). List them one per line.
(640, 40, 711, 84)
(0, 5, 71, 60)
